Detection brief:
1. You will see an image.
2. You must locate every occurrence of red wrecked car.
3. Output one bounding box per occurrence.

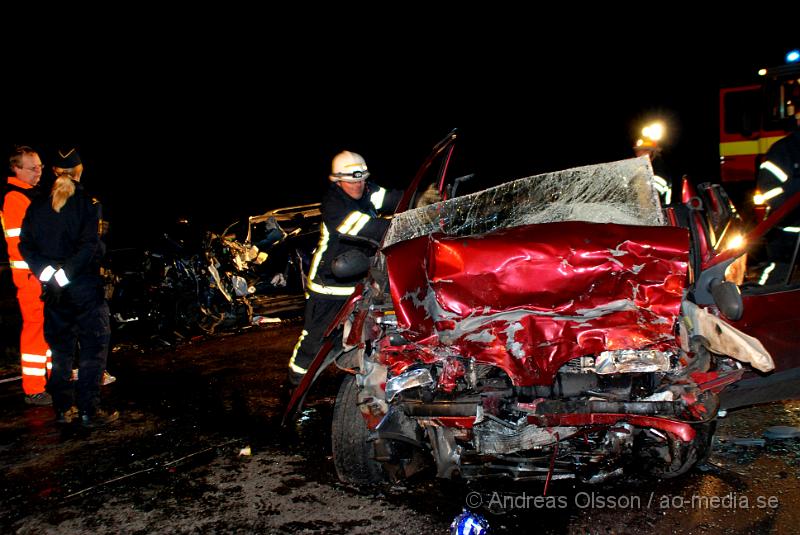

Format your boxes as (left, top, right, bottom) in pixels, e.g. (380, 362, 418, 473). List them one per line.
(285, 130, 785, 485)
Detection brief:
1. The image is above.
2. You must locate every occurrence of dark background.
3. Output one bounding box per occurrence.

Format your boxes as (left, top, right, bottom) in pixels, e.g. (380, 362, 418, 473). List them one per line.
(3, 39, 796, 251)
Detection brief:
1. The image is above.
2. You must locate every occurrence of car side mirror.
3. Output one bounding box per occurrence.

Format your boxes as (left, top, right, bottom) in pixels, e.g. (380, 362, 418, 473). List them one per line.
(331, 250, 370, 279)
(710, 279, 743, 321)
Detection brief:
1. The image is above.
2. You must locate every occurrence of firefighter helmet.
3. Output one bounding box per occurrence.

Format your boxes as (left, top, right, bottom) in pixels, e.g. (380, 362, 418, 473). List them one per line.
(329, 150, 370, 182)
(633, 138, 659, 152)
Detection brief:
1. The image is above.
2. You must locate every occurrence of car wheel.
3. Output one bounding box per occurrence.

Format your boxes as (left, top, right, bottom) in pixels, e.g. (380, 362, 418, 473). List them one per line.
(331, 374, 386, 484)
(639, 421, 716, 479)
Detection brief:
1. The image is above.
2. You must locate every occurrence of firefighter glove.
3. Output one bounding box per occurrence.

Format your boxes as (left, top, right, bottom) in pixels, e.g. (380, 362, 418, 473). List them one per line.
(414, 183, 443, 208)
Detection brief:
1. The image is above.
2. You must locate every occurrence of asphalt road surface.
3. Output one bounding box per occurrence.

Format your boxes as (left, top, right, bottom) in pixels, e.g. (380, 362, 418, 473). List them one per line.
(2, 320, 800, 534)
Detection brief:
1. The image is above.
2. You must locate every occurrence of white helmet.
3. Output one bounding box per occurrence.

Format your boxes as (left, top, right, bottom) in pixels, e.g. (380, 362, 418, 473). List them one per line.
(329, 150, 370, 182)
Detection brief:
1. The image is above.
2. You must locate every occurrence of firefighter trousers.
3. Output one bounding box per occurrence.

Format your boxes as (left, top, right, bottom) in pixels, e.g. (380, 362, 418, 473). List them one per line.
(12, 270, 50, 395)
(288, 294, 346, 374)
(44, 281, 111, 416)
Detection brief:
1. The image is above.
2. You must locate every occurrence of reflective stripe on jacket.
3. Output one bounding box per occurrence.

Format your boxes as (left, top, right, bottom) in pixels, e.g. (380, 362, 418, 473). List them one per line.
(19, 181, 105, 285)
(757, 131, 800, 210)
(307, 182, 401, 297)
(2, 177, 36, 270)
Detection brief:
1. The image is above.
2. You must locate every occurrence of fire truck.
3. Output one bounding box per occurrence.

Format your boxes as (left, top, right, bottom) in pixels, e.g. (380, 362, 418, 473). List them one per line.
(719, 57, 800, 184)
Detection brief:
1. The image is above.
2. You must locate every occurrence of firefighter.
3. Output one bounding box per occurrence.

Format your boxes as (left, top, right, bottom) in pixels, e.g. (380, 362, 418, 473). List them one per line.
(753, 114, 800, 285)
(287, 151, 412, 386)
(19, 148, 118, 427)
(756, 113, 800, 213)
(2, 146, 51, 405)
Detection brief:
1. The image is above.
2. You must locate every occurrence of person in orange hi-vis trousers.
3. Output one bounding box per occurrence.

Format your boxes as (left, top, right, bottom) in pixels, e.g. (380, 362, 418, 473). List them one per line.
(2, 145, 51, 405)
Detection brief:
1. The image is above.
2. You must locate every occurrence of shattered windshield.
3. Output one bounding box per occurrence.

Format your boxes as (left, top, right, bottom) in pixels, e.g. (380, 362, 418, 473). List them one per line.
(383, 156, 664, 248)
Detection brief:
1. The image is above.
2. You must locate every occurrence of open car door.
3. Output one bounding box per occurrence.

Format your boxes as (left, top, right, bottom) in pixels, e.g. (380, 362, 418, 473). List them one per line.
(693, 190, 800, 408)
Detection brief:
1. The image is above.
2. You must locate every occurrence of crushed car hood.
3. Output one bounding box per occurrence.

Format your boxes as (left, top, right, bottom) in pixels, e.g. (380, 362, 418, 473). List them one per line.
(385, 221, 689, 386)
(380, 156, 687, 387)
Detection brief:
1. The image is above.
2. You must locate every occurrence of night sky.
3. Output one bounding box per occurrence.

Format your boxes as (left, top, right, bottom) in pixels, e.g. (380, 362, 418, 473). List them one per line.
(4, 38, 796, 251)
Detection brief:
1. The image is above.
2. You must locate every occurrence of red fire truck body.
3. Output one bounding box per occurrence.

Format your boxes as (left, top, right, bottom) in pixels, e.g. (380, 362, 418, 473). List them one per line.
(719, 63, 800, 183)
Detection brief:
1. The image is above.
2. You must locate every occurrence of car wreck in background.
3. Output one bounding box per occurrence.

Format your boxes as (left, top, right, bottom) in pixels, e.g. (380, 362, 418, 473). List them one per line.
(107, 204, 320, 343)
(285, 130, 791, 486)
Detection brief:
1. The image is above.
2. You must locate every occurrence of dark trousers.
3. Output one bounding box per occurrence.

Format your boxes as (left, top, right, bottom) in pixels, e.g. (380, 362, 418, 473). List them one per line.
(289, 294, 346, 373)
(44, 282, 111, 416)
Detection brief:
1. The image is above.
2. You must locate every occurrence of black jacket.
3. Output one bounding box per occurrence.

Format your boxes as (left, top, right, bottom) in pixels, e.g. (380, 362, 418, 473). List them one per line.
(757, 131, 800, 209)
(19, 182, 105, 286)
(307, 182, 401, 297)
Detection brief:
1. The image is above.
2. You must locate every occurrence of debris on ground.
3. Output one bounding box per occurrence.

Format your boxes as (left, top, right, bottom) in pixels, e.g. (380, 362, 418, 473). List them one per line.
(252, 315, 282, 325)
(764, 426, 800, 440)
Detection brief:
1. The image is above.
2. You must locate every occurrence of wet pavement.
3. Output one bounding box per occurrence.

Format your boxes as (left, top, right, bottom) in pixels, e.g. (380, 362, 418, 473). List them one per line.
(2, 320, 800, 534)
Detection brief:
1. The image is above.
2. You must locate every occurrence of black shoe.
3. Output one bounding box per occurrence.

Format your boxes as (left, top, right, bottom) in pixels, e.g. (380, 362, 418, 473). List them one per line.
(25, 392, 53, 406)
(80, 409, 120, 429)
(288, 370, 305, 387)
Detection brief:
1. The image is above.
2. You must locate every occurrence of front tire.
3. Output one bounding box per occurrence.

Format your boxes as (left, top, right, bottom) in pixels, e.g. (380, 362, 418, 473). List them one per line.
(639, 421, 717, 479)
(331, 374, 385, 484)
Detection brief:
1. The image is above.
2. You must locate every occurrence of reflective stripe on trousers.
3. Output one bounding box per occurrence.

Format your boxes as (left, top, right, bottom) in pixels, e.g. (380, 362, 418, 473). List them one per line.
(11, 269, 51, 395)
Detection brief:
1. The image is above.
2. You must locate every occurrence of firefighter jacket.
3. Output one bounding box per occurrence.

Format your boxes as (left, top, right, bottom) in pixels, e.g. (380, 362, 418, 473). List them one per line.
(649, 156, 675, 205)
(757, 130, 800, 210)
(307, 182, 402, 297)
(19, 181, 105, 291)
